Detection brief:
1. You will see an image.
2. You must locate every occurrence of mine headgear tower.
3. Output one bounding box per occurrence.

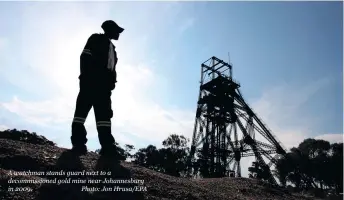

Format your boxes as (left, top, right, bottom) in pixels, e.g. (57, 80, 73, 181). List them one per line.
(188, 56, 286, 185)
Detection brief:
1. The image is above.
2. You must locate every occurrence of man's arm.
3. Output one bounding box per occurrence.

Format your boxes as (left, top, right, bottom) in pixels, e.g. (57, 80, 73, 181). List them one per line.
(80, 34, 99, 75)
(111, 50, 118, 90)
(111, 70, 117, 90)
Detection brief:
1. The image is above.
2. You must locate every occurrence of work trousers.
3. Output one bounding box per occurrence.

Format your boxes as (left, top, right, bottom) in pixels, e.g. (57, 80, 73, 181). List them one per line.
(71, 80, 115, 147)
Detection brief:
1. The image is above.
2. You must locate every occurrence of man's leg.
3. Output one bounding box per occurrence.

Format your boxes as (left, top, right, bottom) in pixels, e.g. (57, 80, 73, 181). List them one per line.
(71, 88, 93, 148)
(93, 90, 116, 149)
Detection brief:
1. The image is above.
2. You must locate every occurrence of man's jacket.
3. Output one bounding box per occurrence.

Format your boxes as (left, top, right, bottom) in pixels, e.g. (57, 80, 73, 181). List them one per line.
(79, 33, 117, 90)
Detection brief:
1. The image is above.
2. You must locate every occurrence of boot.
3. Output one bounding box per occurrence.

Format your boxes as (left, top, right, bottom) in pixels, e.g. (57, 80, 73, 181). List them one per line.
(71, 123, 88, 155)
(99, 144, 125, 161)
(71, 143, 88, 155)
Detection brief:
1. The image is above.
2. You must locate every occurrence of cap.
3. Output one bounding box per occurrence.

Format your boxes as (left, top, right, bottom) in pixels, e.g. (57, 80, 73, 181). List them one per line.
(101, 20, 124, 33)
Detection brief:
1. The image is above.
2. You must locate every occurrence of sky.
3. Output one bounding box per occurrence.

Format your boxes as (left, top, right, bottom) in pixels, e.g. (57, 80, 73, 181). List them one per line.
(0, 2, 342, 178)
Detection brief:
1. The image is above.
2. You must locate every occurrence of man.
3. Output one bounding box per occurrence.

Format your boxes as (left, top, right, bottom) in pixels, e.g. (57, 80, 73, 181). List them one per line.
(70, 20, 124, 157)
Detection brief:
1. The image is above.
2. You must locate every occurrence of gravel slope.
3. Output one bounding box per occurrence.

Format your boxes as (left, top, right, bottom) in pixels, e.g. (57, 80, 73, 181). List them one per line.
(0, 138, 316, 200)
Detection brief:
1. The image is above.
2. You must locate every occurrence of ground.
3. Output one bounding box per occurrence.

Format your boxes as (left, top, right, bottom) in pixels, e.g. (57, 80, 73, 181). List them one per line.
(0, 138, 319, 200)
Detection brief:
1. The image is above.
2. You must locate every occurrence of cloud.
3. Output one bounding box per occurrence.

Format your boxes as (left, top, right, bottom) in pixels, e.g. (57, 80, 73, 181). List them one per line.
(0, 62, 195, 147)
(315, 133, 343, 144)
(250, 77, 333, 150)
(0, 124, 9, 131)
(1, 96, 73, 127)
(237, 77, 336, 177)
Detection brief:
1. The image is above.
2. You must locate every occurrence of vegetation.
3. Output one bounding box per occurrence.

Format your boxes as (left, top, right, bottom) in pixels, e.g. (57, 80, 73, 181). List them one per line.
(132, 134, 190, 177)
(272, 139, 343, 193)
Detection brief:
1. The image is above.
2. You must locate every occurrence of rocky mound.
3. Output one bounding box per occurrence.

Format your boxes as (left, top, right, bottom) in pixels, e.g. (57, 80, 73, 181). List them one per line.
(0, 137, 317, 200)
(0, 129, 56, 146)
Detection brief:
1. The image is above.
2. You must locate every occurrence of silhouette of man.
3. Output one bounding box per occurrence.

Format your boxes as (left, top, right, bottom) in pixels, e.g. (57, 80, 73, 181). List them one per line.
(70, 20, 124, 156)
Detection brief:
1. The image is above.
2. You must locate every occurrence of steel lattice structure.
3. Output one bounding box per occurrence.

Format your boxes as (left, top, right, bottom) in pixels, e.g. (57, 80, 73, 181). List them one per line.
(188, 56, 287, 185)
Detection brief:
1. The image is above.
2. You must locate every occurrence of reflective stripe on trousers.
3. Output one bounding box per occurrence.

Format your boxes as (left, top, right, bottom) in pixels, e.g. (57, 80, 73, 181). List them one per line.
(72, 117, 86, 124)
(96, 121, 111, 127)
